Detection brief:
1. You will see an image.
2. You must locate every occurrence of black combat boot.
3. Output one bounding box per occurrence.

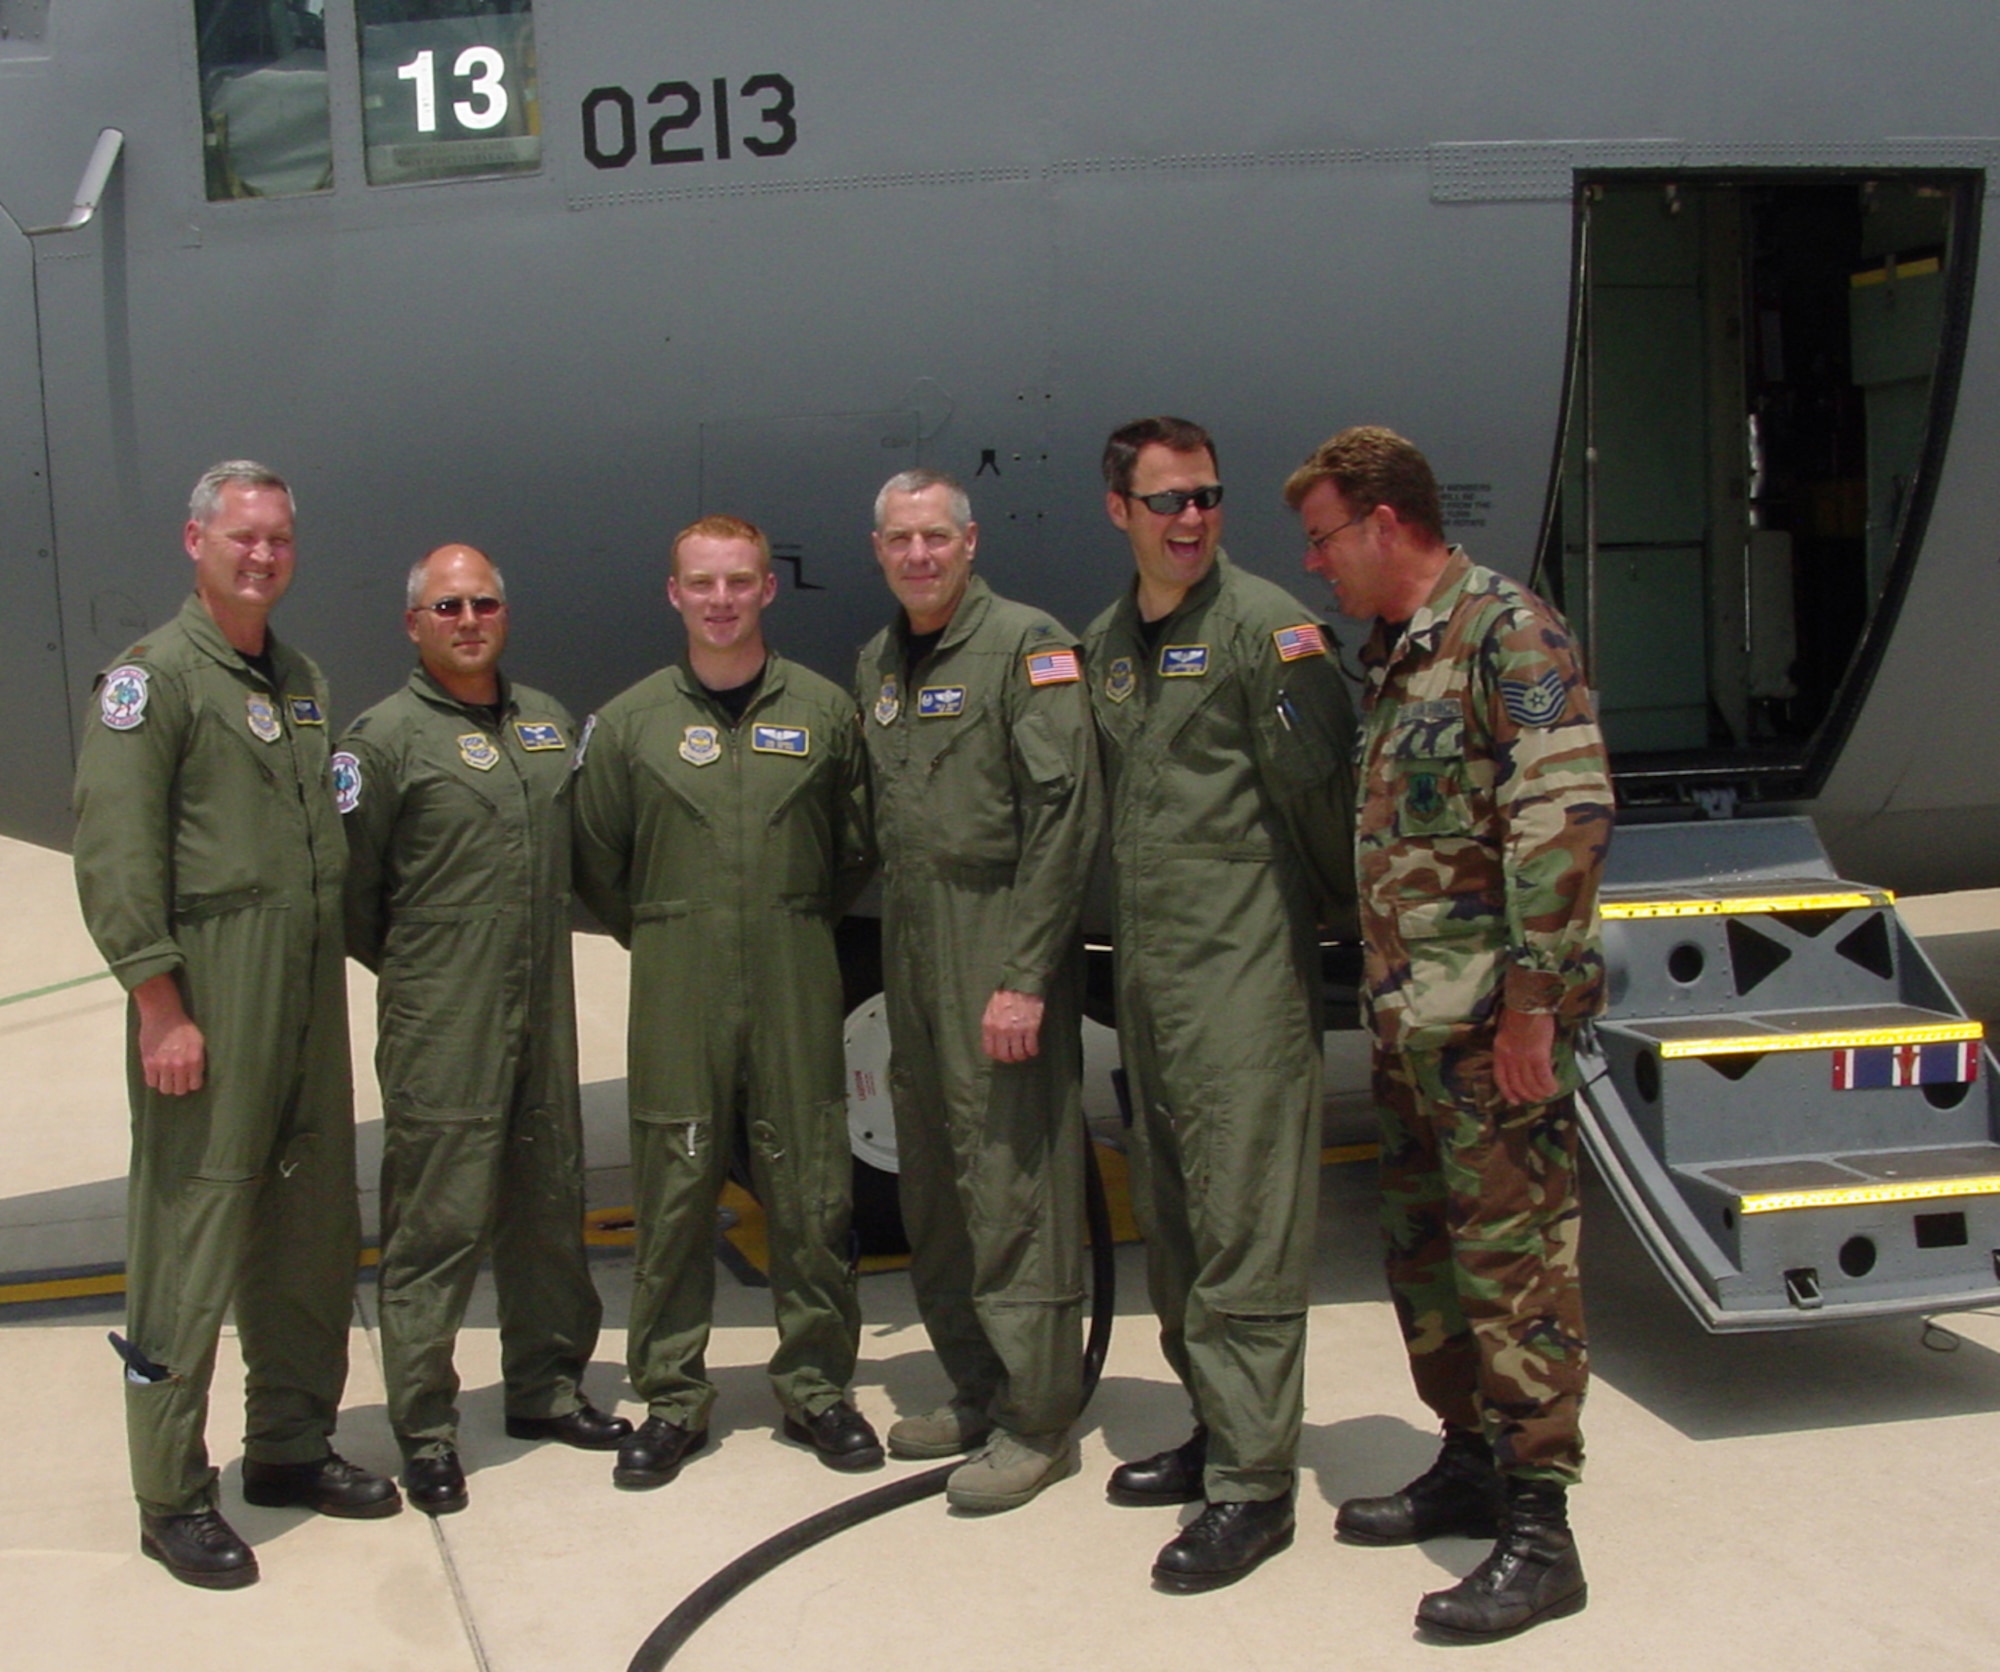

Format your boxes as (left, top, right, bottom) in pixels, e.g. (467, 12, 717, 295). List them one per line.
(1415, 1477, 1587, 1641)
(1334, 1426, 1503, 1545)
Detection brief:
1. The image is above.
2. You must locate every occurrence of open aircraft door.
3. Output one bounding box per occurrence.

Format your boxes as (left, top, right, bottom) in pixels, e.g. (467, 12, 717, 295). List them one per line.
(0, 129, 121, 849)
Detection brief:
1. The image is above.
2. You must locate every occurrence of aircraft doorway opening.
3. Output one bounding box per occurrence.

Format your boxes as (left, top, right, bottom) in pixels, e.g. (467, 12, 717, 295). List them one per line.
(1541, 174, 1979, 807)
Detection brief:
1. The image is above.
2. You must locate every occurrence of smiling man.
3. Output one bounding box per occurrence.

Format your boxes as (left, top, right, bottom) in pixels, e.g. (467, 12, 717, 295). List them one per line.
(1287, 426, 1611, 1643)
(855, 469, 1099, 1513)
(1086, 417, 1355, 1593)
(337, 544, 626, 1517)
(573, 515, 877, 1488)
(73, 461, 400, 1590)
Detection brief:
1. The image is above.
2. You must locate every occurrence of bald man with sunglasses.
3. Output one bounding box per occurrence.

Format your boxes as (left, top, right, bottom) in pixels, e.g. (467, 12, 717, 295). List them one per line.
(337, 545, 625, 1516)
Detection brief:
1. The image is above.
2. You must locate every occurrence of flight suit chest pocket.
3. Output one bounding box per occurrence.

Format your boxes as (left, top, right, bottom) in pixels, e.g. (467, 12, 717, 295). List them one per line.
(1387, 711, 1468, 837)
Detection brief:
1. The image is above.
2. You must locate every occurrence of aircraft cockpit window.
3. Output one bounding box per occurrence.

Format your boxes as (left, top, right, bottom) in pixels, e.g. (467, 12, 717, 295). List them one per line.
(1543, 174, 1976, 804)
(196, 0, 335, 201)
(356, 1, 540, 186)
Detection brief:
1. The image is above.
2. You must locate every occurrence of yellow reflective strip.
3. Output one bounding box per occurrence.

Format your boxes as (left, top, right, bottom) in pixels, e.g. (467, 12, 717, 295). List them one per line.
(0, 1271, 126, 1306)
(1602, 891, 1887, 920)
(1321, 1143, 1380, 1166)
(1740, 1174, 2000, 1214)
(1659, 1019, 1982, 1058)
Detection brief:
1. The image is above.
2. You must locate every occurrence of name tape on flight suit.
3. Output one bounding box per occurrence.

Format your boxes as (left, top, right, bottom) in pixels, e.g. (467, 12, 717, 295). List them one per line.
(1159, 645, 1209, 677)
(287, 695, 325, 725)
(751, 724, 811, 755)
(918, 686, 966, 717)
(515, 721, 566, 751)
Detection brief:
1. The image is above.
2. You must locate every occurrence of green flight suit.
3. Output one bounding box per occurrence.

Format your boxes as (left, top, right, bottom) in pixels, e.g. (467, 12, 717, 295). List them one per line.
(337, 668, 604, 1458)
(73, 594, 360, 1517)
(572, 653, 872, 1429)
(1083, 554, 1356, 1502)
(855, 577, 1098, 1439)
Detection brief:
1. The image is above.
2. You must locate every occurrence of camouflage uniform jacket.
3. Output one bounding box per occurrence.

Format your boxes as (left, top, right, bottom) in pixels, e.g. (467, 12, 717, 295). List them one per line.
(1356, 548, 1612, 1057)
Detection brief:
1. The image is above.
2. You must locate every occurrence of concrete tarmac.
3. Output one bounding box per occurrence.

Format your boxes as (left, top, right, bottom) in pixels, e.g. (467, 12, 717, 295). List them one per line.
(4, 832, 1999, 1672)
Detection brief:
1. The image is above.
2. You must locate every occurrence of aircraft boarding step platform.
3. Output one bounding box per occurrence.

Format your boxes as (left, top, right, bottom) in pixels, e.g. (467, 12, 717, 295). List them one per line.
(1580, 817, 2000, 1330)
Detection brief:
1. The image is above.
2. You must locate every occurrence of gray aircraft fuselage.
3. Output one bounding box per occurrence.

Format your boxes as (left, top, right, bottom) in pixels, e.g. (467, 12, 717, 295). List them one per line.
(2, 0, 1997, 894)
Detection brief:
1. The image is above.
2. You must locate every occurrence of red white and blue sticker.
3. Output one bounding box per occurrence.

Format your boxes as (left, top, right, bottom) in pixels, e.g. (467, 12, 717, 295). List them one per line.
(330, 751, 362, 815)
(99, 665, 149, 730)
(1272, 623, 1327, 662)
(1831, 1040, 1979, 1089)
(1025, 648, 1081, 686)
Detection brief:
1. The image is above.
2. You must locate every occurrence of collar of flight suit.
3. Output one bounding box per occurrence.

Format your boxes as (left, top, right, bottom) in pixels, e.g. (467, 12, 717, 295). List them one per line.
(666, 648, 788, 721)
(1360, 545, 1474, 693)
(892, 571, 994, 664)
(406, 661, 515, 720)
(176, 590, 299, 690)
(1106, 548, 1232, 647)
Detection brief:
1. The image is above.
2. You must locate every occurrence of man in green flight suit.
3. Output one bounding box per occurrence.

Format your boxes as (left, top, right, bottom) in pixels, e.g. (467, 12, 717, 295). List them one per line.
(1087, 417, 1356, 1592)
(1289, 426, 1610, 1643)
(573, 515, 879, 1487)
(337, 543, 629, 1516)
(856, 469, 1099, 1512)
(73, 461, 400, 1591)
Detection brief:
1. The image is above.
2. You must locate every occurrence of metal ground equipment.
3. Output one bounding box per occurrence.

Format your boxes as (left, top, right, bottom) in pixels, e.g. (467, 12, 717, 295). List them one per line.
(1582, 817, 2000, 1331)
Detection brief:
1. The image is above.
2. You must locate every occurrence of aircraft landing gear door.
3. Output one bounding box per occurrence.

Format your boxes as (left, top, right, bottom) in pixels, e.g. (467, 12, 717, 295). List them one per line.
(0, 211, 74, 848)
(1550, 175, 1975, 804)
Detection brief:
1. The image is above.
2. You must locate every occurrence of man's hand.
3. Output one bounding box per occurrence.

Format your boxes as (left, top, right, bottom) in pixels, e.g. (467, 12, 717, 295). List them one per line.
(134, 973, 206, 1097)
(981, 989, 1045, 1064)
(1493, 1005, 1559, 1107)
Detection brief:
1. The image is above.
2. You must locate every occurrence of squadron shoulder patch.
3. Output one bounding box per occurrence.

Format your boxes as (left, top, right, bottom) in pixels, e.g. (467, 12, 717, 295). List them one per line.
(1500, 669, 1568, 728)
(287, 695, 325, 726)
(873, 675, 901, 726)
(1272, 623, 1327, 662)
(246, 692, 282, 743)
(99, 665, 149, 731)
(458, 731, 500, 770)
(330, 751, 362, 814)
(751, 724, 811, 756)
(515, 721, 566, 751)
(1024, 648, 1081, 687)
(1159, 645, 1210, 678)
(679, 724, 722, 766)
(1103, 655, 1136, 705)
(917, 686, 966, 718)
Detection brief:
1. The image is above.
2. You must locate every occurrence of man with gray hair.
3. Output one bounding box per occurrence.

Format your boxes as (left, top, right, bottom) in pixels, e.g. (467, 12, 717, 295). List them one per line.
(855, 469, 1099, 1512)
(74, 461, 400, 1590)
(337, 543, 626, 1517)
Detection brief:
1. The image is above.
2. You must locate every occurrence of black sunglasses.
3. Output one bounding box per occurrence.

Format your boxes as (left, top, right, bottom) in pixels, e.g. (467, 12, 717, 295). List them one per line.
(1128, 485, 1224, 515)
(423, 595, 503, 619)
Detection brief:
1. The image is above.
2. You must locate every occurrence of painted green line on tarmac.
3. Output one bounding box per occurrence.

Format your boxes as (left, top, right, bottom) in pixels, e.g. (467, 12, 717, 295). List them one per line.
(0, 968, 115, 1009)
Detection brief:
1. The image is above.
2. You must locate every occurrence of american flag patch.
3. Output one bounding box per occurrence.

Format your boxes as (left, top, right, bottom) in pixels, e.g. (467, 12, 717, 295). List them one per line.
(1025, 649, 1081, 686)
(1272, 623, 1327, 662)
(1831, 1040, 1980, 1090)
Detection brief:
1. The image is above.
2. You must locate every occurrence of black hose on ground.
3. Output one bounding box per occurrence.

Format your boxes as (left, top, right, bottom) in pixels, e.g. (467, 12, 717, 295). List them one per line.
(626, 1129, 1119, 1672)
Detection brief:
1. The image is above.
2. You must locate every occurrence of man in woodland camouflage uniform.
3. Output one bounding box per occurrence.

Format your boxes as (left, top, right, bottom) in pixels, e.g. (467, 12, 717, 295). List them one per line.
(1287, 427, 1612, 1643)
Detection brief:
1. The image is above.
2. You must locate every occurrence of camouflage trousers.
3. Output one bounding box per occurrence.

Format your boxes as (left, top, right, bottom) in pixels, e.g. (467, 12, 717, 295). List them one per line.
(1373, 1042, 1588, 1483)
